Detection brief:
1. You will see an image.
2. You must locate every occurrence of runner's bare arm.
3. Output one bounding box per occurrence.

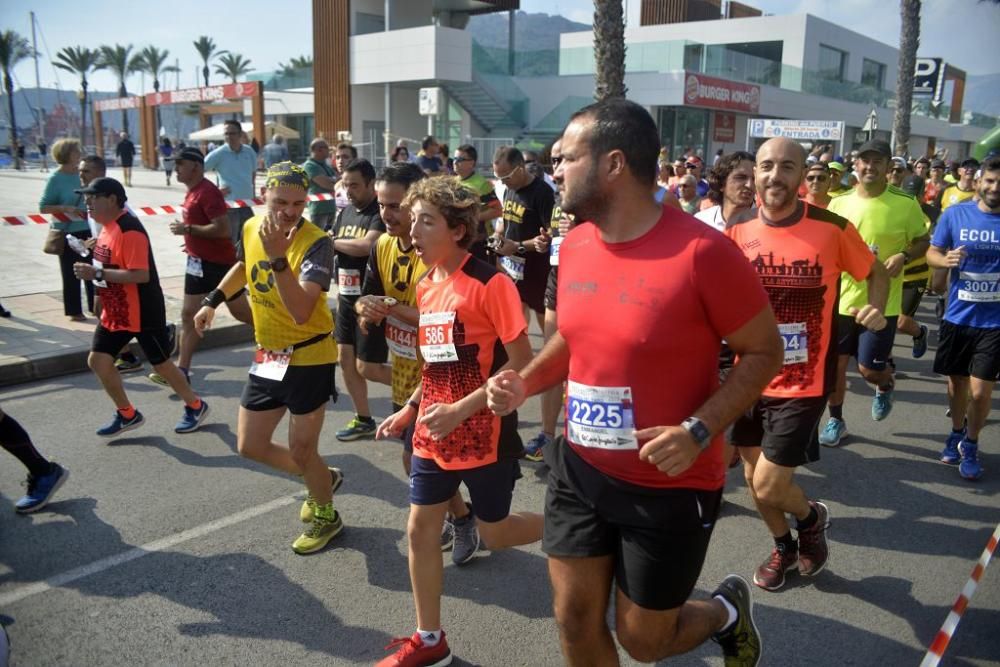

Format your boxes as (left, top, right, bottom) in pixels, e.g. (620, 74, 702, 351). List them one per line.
(312, 174, 338, 190)
(194, 261, 247, 335)
(486, 331, 570, 416)
(927, 244, 966, 269)
(864, 258, 890, 314)
(72, 264, 149, 284)
(332, 230, 382, 257)
(274, 273, 324, 325)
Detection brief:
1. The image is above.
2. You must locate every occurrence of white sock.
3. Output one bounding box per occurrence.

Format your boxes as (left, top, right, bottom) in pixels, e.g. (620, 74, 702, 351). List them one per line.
(714, 595, 738, 632)
(417, 629, 441, 646)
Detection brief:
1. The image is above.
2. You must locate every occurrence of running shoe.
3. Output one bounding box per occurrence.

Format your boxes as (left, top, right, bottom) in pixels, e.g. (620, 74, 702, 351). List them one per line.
(114, 355, 143, 373)
(712, 575, 761, 667)
(523, 432, 552, 462)
(174, 401, 210, 433)
(336, 417, 376, 442)
(818, 418, 847, 447)
(292, 509, 344, 554)
(871, 388, 893, 421)
(912, 325, 929, 359)
(376, 631, 452, 667)
(96, 410, 145, 438)
(452, 512, 480, 566)
(300, 467, 345, 522)
(797, 501, 831, 576)
(149, 367, 190, 388)
(958, 440, 983, 481)
(15, 463, 69, 514)
(940, 429, 965, 465)
(752, 543, 798, 591)
(440, 516, 455, 551)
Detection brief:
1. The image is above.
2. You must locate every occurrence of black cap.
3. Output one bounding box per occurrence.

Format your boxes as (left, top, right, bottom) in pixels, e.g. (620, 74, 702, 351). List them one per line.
(75, 176, 127, 203)
(930, 158, 946, 169)
(900, 174, 925, 197)
(857, 140, 891, 158)
(175, 147, 204, 163)
(960, 158, 980, 170)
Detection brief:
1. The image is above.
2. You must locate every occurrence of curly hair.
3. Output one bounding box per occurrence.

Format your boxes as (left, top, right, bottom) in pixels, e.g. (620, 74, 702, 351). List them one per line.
(706, 151, 755, 204)
(402, 177, 479, 248)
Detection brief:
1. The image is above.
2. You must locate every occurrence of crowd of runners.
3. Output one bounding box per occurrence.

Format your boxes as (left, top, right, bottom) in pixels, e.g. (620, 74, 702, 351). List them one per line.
(3, 97, 999, 667)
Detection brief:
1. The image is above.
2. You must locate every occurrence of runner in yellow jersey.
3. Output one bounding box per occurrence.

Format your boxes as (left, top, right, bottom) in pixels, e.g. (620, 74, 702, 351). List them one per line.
(194, 162, 344, 555)
(940, 158, 979, 212)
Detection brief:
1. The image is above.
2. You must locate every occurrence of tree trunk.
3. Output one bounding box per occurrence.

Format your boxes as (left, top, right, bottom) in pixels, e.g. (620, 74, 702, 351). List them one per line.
(593, 0, 627, 101)
(893, 0, 921, 157)
(80, 89, 88, 149)
(202, 65, 209, 88)
(154, 78, 162, 139)
(4, 73, 18, 160)
(119, 83, 129, 134)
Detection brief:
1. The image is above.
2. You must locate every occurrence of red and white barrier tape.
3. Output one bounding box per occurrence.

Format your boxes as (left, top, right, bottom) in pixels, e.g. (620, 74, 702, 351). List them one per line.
(2, 192, 339, 226)
(920, 520, 1000, 667)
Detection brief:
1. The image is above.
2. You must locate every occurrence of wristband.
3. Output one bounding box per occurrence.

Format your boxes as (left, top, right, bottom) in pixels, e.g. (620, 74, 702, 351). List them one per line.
(406, 400, 420, 412)
(202, 289, 226, 308)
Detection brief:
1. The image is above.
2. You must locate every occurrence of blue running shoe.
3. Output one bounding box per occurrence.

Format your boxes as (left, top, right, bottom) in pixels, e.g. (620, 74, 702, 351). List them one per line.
(940, 429, 965, 464)
(15, 463, 69, 513)
(97, 410, 145, 438)
(524, 432, 553, 462)
(818, 418, 847, 447)
(912, 325, 929, 359)
(872, 389, 893, 421)
(175, 400, 210, 433)
(958, 440, 983, 480)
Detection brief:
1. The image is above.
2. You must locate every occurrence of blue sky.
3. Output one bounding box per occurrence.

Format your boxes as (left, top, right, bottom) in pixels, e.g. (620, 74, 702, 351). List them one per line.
(5, 0, 998, 94)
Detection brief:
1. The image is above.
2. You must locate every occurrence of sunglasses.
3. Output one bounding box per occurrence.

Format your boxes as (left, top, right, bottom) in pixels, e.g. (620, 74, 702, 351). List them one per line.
(806, 175, 829, 182)
(685, 163, 699, 169)
(224, 131, 240, 136)
(453, 157, 472, 163)
(493, 165, 522, 181)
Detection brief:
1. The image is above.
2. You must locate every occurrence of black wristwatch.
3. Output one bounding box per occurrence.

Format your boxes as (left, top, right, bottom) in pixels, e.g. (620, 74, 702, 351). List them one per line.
(94, 268, 104, 282)
(681, 417, 712, 450)
(900, 250, 911, 263)
(516, 244, 527, 255)
(270, 257, 289, 272)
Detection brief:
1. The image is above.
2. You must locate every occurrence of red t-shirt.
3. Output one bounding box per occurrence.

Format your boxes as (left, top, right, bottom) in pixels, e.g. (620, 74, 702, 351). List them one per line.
(726, 202, 874, 398)
(557, 208, 770, 490)
(413, 255, 527, 470)
(183, 178, 236, 265)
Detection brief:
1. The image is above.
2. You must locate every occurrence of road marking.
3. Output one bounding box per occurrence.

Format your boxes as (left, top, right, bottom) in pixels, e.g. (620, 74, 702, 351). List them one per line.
(0, 493, 298, 607)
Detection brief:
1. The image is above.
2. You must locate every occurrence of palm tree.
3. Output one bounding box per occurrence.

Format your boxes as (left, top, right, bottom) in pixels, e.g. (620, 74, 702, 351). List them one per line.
(53, 46, 103, 148)
(214, 52, 253, 84)
(0, 30, 33, 160)
(892, 0, 920, 157)
(98, 44, 143, 133)
(593, 0, 627, 101)
(277, 55, 313, 77)
(193, 36, 226, 88)
(136, 46, 180, 135)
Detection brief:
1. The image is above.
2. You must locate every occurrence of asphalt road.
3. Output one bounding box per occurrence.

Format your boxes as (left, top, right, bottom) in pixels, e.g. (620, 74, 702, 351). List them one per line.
(1, 320, 999, 666)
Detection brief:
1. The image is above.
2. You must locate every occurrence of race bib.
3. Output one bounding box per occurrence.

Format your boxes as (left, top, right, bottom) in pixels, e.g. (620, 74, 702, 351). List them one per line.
(249, 346, 292, 381)
(419, 311, 458, 363)
(957, 271, 1000, 302)
(386, 315, 418, 360)
(778, 322, 808, 364)
(566, 381, 637, 450)
(550, 236, 564, 266)
(186, 255, 203, 278)
(338, 268, 361, 296)
(500, 254, 526, 282)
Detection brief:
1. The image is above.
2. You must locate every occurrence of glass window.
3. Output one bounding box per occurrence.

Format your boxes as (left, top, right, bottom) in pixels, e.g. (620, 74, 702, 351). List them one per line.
(818, 45, 847, 82)
(355, 12, 385, 36)
(861, 58, 886, 90)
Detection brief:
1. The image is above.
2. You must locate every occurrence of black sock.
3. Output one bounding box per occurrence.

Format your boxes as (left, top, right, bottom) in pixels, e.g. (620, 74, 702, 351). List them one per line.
(796, 507, 819, 532)
(829, 404, 843, 420)
(0, 414, 53, 477)
(965, 437, 978, 445)
(774, 532, 797, 552)
(357, 414, 375, 424)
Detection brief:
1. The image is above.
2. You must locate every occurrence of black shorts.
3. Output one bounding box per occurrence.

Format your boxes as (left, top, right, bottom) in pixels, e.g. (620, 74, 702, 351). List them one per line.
(836, 314, 898, 371)
(542, 436, 721, 611)
(240, 363, 338, 415)
(544, 265, 558, 311)
(410, 455, 522, 523)
(92, 324, 171, 366)
(516, 269, 549, 315)
(728, 395, 827, 467)
(184, 258, 234, 295)
(901, 280, 927, 318)
(933, 321, 1000, 381)
(334, 297, 388, 363)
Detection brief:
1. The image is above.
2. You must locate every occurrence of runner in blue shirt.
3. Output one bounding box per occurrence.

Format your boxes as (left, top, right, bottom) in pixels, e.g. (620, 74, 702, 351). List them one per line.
(927, 156, 1000, 481)
(204, 119, 258, 243)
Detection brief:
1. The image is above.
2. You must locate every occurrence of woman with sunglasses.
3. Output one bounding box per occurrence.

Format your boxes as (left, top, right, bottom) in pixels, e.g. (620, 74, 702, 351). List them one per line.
(803, 162, 833, 209)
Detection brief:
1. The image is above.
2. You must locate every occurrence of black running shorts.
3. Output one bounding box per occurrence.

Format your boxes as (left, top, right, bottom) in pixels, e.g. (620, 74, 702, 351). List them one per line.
(933, 321, 1000, 381)
(91, 324, 171, 366)
(184, 258, 234, 295)
(728, 395, 828, 467)
(334, 296, 389, 363)
(542, 436, 721, 611)
(900, 280, 927, 318)
(241, 363, 338, 415)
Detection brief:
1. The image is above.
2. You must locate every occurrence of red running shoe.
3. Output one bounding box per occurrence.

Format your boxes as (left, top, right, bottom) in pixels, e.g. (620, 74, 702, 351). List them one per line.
(376, 631, 452, 667)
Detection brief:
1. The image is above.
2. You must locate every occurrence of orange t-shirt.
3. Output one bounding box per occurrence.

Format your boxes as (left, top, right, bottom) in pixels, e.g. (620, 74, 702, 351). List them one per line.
(413, 254, 527, 470)
(726, 202, 874, 398)
(93, 212, 166, 332)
